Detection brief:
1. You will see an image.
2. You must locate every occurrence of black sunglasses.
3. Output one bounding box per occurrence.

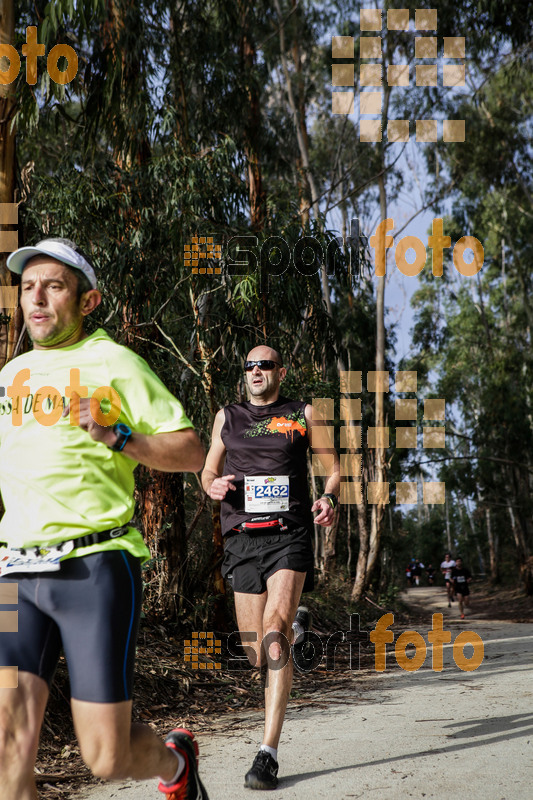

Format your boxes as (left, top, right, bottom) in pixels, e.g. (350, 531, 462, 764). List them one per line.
(244, 360, 282, 372)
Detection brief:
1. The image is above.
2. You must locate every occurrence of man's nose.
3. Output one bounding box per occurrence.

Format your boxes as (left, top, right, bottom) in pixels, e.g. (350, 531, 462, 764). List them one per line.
(31, 284, 46, 304)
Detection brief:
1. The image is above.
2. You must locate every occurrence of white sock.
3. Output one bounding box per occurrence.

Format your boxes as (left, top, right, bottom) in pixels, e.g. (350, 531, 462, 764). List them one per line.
(260, 744, 278, 762)
(292, 620, 305, 644)
(160, 749, 186, 787)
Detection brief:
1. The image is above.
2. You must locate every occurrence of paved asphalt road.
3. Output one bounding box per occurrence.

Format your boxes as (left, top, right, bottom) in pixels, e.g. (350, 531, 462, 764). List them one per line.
(80, 588, 533, 800)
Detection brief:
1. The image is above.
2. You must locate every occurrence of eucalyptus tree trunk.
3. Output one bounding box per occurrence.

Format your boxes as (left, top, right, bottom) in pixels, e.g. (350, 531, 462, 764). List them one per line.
(239, 2, 267, 335)
(445, 491, 453, 551)
(484, 505, 499, 584)
(504, 467, 530, 565)
(273, 0, 332, 317)
(274, 0, 345, 579)
(504, 466, 533, 594)
(361, 31, 393, 585)
(240, 6, 265, 233)
(192, 290, 230, 629)
(99, 1, 187, 621)
(474, 491, 491, 583)
(365, 171, 388, 581)
(0, 0, 22, 368)
(351, 466, 370, 601)
(351, 450, 370, 601)
(290, 0, 310, 228)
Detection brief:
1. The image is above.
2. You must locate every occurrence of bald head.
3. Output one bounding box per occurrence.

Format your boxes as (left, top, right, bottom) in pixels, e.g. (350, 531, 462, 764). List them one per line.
(246, 345, 283, 366)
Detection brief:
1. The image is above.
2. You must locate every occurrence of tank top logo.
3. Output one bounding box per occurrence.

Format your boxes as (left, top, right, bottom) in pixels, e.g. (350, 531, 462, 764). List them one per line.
(243, 411, 307, 442)
(266, 416, 306, 441)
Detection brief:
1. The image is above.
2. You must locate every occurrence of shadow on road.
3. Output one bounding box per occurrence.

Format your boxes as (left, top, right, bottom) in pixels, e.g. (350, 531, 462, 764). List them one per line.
(279, 713, 533, 788)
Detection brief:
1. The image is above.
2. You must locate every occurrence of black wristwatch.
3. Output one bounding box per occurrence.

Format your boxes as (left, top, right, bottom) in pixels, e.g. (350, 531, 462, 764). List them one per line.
(322, 493, 338, 509)
(109, 423, 132, 452)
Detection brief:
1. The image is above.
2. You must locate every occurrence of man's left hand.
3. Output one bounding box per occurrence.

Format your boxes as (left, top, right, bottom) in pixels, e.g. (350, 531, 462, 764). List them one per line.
(62, 398, 117, 447)
(311, 497, 336, 526)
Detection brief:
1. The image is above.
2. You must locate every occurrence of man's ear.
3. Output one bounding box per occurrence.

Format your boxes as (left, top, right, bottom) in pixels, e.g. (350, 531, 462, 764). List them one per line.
(80, 289, 102, 316)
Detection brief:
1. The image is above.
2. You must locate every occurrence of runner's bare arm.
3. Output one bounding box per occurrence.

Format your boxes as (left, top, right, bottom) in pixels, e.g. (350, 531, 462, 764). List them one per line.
(63, 398, 205, 472)
(201, 409, 236, 500)
(116, 428, 204, 472)
(305, 404, 340, 526)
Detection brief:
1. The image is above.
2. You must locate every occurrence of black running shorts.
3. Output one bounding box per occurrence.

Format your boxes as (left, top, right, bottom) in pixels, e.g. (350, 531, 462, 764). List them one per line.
(222, 525, 314, 594)
(0, 550, 142, 702)
(454, 583, 470, 596)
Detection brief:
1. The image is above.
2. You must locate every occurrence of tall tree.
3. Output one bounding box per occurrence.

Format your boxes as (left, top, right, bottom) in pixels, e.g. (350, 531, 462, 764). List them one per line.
(0, 0, 21, 367)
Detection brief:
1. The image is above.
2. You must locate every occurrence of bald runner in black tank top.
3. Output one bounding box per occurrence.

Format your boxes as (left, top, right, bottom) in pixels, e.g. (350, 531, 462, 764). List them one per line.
(202, 345, 340, 789)
(220, 397, 313, 534)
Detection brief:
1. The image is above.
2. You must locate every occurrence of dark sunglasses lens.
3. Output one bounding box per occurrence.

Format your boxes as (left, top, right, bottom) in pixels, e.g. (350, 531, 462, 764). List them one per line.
(244, 360, 277, 371)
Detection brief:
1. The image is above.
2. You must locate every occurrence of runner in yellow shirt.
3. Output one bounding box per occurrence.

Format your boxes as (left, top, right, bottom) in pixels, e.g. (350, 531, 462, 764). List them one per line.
(0, 238, 208, 800)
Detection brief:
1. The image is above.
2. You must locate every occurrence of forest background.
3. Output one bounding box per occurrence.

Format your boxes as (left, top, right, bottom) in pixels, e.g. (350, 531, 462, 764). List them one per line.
(0, 0, 532, 633)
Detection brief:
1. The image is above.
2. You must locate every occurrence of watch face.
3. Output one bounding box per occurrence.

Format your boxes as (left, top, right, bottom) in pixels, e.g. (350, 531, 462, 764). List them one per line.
(116, 423, 131, 435)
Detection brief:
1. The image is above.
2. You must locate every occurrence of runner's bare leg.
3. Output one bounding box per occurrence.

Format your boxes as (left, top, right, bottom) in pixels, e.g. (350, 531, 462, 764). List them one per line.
(72, 699, 182, 781)
(0, 671, 49, 800)
(234, 569, 306, 749)
(262, 570, 305, 748)
(233, 590, 268, 669)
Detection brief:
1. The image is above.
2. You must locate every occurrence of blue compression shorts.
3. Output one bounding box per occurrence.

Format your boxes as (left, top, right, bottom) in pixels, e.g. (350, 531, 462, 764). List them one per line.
(0, 550, 142, 702)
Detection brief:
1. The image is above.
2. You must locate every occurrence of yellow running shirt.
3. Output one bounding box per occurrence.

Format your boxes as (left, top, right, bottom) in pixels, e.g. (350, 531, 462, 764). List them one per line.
(0, 328, 194, 560)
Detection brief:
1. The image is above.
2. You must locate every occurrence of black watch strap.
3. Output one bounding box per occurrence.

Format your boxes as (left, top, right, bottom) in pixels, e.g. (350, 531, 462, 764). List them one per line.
(322, 493, 338, 509)
(109, 423, 132, 452)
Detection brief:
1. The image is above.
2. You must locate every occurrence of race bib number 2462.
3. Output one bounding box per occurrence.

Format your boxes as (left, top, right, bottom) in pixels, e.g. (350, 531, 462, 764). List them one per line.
(245, 475, 289, 513)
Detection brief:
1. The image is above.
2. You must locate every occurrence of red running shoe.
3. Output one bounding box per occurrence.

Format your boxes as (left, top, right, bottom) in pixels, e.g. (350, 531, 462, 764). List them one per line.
(158, 728, 209, 799)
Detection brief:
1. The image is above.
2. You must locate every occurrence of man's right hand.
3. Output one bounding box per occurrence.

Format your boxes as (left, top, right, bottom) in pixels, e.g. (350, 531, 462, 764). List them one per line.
(207, 474, 236, 500)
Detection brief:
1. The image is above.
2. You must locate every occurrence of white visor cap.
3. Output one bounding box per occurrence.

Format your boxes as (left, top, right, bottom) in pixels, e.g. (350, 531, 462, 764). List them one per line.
(7, 239, 97, 289)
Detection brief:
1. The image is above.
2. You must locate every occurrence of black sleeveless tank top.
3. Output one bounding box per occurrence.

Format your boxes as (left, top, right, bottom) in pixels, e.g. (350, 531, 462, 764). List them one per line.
(220, 396, 312, 534)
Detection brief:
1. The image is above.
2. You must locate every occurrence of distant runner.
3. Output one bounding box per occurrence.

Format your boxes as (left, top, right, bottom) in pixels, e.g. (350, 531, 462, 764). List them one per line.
(440, 552, 456, 607)
(452, 557, 472, 619)
(426, 564, 436, 585)
(202, 344, 339, 790)
(0, 239, 208, 800)
(412, 558, 424, 586)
